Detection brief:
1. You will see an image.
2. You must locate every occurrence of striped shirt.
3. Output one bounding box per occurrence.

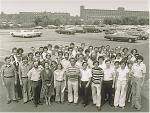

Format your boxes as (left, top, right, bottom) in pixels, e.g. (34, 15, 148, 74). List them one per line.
(92, 67, 104, 84)
(65, 66, 80, 81)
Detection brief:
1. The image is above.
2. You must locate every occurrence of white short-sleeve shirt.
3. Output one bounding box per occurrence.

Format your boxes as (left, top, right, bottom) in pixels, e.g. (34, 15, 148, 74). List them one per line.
(117, 68, 129, 81)
(132, 62, 146, 78)
(80, 68, 92, 81)
(103, 67, 114, 81)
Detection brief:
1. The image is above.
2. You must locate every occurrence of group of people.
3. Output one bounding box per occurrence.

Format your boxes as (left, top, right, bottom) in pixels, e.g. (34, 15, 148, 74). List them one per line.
(0, 42, 146, 111)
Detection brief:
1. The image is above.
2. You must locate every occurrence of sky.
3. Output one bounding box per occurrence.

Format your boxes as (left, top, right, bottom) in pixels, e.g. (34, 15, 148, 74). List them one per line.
(0, 0, 149, 16)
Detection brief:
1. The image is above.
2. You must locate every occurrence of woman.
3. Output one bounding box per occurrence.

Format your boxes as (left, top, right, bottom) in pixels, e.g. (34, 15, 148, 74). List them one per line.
(40, 62, 54, 105)
(54, 63, 66, 103)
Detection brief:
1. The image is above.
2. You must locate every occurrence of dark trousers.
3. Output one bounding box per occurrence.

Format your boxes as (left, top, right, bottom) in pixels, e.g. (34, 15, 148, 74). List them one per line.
(81, 81, 90, 105)
(31, 80, 41, 105)
(15, 74, 22, 99)
(101, 80, 113, 106)
(38, 80, 42, 101)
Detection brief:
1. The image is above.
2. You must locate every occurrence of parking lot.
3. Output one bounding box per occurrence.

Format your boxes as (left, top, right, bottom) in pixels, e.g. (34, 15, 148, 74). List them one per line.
(0, 29, 149, 112)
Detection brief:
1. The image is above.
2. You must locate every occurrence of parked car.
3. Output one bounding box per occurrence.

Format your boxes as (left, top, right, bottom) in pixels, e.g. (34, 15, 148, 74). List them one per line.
(138, 32, 149, 40)
(83, 25, 102, 33)
(127, 30, 149, 40)
(10, 30, 42, 38)
(34, 26, 43, 29)
(47, 25, 58, 29)
(104, 32, 138, 43)
(68, 26, 86, 33)
(55, 28, 75, 35)
(31, 30, 42, 37)
(105, 29, 117, 34)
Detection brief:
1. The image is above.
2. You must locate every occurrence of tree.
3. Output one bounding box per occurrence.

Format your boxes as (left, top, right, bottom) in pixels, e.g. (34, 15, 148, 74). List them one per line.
(53, 19, 62, 26)
(34, 17, 42, 26)
(93, 20, 100, 25)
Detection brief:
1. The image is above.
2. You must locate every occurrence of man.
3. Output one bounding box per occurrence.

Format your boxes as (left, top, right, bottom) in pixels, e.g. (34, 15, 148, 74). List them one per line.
(1, 57, 18, 104)
(65, 57, 81, 104)
(114, 61, 129, 109)
(101, 59, 115, 107)
(61, 52, 70, 70)
(27, 61, 42, 107)
(80, 62, 92, 107)
(91, 61, 104, 111)
(14, 54, 23, 100)
(76, 54, 85, 69)
(19, 56, 32, 104)
(131, 55, 146, 111)
(11, 47, 18, 62)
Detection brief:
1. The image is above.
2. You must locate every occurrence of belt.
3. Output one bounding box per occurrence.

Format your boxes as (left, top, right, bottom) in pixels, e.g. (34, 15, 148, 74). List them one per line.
(56, 80, 65, 82)
(4, 76, 14, 78)
(22, 77, 28, 78)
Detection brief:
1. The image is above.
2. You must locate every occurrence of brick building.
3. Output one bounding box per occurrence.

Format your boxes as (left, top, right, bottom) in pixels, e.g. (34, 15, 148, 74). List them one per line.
(80, 6, 149, 24)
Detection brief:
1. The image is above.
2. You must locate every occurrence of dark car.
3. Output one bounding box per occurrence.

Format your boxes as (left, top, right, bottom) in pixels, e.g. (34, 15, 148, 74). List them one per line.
(83, 26, 102, 33)
(55, 28, 75, 35)
(104, 32, 138, 43)
(127, 31, 149, 40)
(105, 29, 117, 34)
(138, 32, 149, 40)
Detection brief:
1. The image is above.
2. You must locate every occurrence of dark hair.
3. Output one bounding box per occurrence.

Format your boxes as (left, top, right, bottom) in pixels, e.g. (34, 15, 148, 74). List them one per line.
(68, 47, 73, 51)
(82, 61, 87, 66)
(98, 56, 105, 61)
(35, 51, 40, 56)
(58, 51, 63, 56)
(17, 48, 24, 54)
(54, 45, 59, 49)
(5, 56, 10, 61)
(93, 60, 99, 65)
(123, 48, 129, 52)
(22, 56, 28, 61)
(28, 52, 33, 57)
(136, 55, 144, 61)
(48, 44, 52, 48)
(69, 57, 76, 62)
(81, 43, 85, 46)
(78, 54, 84, 57)
(43, 46, 48, 50)
(105, 59, 111, 63)
(85, 49, 90, 54)
(114, 61, 120, 65)
(12, 47, 17, 52)
(131, 49, 138, 54)
(70, 42, 75, 46)
(111, 55, 116, 59)
(46, 53, 51, 58)
(39, 46, 43, 49)
(64, 52, 69, 56)
(120, 60, 126, 65)
(56, 63, 63, 70)
(78, 47, 83, 52)
(89, 46, 93, 49)
(116, 53, 121, 57)
(127, 61, 133, 65)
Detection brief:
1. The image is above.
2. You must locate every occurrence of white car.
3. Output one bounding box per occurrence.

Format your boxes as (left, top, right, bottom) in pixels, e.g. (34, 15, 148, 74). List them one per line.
(10, 30, 42, 38)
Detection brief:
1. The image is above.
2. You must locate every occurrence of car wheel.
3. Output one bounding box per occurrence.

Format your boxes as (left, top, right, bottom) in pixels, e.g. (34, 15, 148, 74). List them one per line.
(128, 39, 133, 43)
(110, 38, 114, 41)
(142, 37, 145, 40)
(11, 33, 15, 37)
